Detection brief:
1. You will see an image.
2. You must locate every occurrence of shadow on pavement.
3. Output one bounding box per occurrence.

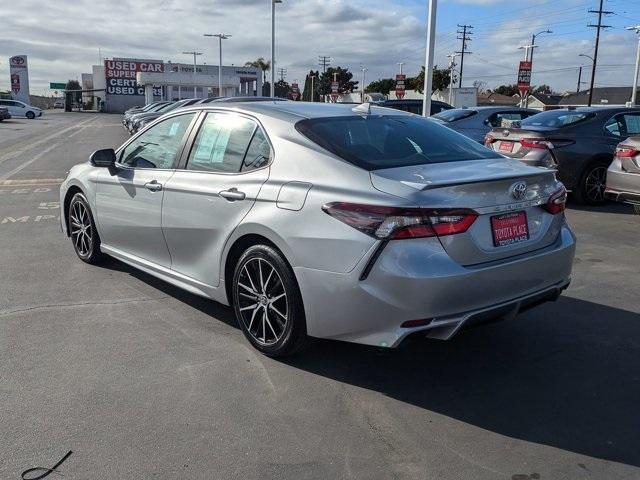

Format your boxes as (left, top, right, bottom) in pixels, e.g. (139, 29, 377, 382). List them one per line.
(567, 199, 635, 215)
(100, 256, 640, 467)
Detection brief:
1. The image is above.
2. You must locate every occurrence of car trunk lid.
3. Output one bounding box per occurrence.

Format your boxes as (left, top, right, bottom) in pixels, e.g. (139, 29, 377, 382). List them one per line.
(370, 158, 564, 265)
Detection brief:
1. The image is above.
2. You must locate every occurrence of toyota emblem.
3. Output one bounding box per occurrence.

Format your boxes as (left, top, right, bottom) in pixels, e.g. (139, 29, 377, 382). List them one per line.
(511, 181, 527, 200)
(503, 130, 510, 137)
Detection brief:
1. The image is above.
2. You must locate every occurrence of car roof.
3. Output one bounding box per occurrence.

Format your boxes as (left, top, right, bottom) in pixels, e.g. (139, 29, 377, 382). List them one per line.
(177, 101, 416, 122)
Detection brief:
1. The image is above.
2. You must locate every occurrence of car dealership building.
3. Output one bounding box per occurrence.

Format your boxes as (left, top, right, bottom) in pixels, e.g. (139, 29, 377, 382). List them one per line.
(91, 57, 262, 113)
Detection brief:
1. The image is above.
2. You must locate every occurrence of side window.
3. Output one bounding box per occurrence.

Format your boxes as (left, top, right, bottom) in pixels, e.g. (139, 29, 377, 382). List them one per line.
(242, 128, 273, 171)
(621, 113, 640, 136)
(119, 113, 195, 169)
(186, 113, 257, 173)
(604, 115, 623, 136)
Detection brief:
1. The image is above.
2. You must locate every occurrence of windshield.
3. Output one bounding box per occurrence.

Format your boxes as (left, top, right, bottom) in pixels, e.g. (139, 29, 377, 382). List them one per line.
(521, 110, 594, 128)
(433, 109, 478, 123)
(296, 115, 497, 171)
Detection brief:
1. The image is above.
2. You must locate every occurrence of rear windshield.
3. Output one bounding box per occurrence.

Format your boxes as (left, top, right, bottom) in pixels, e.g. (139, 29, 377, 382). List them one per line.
(295, 115, 496, 170)
(433, 109, 477, 123)
(521, 110, 594, 128)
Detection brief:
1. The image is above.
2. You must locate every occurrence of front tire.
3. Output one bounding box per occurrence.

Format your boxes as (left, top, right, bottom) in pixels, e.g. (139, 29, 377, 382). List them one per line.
(26, 111, 35, 120)
(574, 161, 609, 205)
(68, 193, 103, 264)
(232, 245, 307, 357)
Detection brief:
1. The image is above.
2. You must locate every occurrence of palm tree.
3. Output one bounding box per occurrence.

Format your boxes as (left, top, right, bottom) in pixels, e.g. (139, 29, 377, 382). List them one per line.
(244, 57, 271, 85)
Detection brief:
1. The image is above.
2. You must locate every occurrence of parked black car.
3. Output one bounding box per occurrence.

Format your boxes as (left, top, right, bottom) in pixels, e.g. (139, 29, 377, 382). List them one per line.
(378, 99, 453, 116)
(485, 107, 640, 204)
(432, 106, 539, 143)
(0, 106, 11, 122)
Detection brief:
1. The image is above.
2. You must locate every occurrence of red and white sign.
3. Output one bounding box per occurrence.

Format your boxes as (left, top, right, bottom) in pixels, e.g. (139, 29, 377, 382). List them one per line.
(291, 82, 300, 101)
(517, 61, 532, 98)
(330, 80, 339, 102)
(104, 59, 164, 96)
(395, 74, 406, 100)
(11, 74, 20, 93)
(491, 211, 529, 247)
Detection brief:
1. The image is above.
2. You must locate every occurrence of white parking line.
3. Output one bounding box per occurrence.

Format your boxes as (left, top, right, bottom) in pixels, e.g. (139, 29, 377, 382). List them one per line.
(0, 142, 62, 180)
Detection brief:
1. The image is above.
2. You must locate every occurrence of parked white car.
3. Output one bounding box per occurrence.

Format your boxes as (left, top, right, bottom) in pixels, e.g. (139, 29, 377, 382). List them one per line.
(0, 99, 43, 119)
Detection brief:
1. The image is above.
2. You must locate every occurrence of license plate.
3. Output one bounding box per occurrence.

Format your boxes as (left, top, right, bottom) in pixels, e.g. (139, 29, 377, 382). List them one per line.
(491, 211, 529, 247)
(499, 141, 514, 152)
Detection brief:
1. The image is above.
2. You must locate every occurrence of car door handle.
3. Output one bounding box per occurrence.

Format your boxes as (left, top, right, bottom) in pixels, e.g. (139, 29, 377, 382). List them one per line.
(219, 188, 246, 201)
(144, 180, 163, 192)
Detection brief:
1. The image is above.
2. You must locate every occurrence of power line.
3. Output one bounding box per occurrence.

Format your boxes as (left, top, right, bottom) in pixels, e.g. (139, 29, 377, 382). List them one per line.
(456, 24, 473, 88)
(318, 56, 331, 74)
(587, 0, 614, 106)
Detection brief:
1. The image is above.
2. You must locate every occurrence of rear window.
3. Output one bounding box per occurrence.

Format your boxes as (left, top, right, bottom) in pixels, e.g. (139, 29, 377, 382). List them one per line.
(521, 110, 594, 128)
(433, 109, 477, 123)
(295, 115, 496, 171)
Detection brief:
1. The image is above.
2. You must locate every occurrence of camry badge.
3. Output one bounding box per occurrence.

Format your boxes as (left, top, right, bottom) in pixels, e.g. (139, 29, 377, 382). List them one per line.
(511, 181, 527, 200)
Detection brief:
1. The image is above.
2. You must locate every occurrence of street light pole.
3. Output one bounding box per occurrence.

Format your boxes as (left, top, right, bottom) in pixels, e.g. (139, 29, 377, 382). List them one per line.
(183, 51, 203, 97)
(446, 52, 460, 106)
(527, 29, 552, 107)
(627, 25, 640, 105)
(204, 33, 231, 97)
(271, 0, 283, 98)
(309, 74, 316, 102)
(360, 65, 368, 102)
(422, 0, 438, 117)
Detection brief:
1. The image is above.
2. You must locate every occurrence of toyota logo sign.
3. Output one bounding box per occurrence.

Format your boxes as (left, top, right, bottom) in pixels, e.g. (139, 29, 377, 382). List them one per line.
(11, 56, 25, 65)
(511, 181, 527, 200)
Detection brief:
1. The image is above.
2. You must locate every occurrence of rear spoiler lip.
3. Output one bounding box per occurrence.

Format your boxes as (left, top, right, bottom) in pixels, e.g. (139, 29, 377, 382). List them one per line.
(412, 169, 553, 191)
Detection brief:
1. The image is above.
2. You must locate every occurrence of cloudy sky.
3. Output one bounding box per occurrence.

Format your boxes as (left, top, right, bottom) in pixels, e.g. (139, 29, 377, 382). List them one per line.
(1, 0, 638, 96)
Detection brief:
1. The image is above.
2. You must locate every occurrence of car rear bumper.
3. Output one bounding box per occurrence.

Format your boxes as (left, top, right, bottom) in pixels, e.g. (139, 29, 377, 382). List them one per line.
(606, 166, 640, 205)
(294, 223, 575, 348)
(605, 188, 640, 205)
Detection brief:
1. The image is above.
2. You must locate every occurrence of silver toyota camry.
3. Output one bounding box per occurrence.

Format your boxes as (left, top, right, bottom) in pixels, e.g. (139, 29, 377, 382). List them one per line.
(60, 101, 576, 356)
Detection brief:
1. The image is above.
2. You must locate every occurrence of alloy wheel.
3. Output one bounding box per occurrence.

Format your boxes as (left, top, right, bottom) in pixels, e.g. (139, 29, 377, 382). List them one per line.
(584, 165, 607, 203)
(236, 258, 288, 346)
(69, 201, 93, 257)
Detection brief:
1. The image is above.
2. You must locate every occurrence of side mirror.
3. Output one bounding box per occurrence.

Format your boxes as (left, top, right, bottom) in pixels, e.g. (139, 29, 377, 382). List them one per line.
(90, 148, 116, 168)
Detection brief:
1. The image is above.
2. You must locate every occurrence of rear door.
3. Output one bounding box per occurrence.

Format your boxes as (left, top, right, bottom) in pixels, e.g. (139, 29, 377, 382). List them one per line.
(161, 111, 272, 288)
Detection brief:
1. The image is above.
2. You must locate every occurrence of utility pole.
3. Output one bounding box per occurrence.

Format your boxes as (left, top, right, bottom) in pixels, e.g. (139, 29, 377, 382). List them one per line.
(397, 62, 404, 75)
(627, 25, 640, 105)
(309, 74, 316, 102)
(587, 0, 612, 106)
(577, 66, 583, 93)
(277, 67, 287, 82)
(318, 56, 331, 73)
(204, 33, 230, 97)
(456, 24, 473, 88)
(422, 0, 438, 117)
(446, 52, 460, 106)
(183, 51, 203, 97)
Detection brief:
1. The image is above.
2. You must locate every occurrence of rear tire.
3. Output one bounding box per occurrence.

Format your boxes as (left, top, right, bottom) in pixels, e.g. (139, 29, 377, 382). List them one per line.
(68, 193, 103, 264)
(26, 111, 35, 120)
(573, 161, 609, 205)
(232, 245, 307, 357)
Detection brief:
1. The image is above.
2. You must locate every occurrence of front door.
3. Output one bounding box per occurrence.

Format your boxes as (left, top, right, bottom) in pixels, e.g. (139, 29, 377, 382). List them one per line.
(95, 112, 197, 267)
(162, 111, 272, 287)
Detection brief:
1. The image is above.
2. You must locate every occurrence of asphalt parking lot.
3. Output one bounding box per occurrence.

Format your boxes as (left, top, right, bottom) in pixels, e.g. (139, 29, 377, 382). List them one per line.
(1, 112, 639, 479)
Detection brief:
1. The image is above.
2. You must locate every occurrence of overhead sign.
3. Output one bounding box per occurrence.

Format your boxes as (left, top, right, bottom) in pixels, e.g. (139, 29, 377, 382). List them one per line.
(105, 59, 164, 96)
(395, 74, 406, 100)
(290, 82, 300, 101)
(9, 55, 30, 103)
(49, 82, 66, 90)
(330, 81, 339, 102)
(517, 61, 532, 98)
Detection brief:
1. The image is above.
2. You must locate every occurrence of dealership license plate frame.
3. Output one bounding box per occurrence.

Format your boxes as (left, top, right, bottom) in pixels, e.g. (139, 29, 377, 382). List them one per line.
(499, 141, 514, 152)
(490, 211, 529, 247)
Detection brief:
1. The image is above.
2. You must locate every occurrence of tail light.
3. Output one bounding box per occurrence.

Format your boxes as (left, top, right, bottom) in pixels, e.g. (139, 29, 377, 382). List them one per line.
(616, 145, 639, 158)
(322, 203, 477, 240)
(520, 138, 554, 150)
(484, 134, 496, 147)
(543, 187, 567, 215)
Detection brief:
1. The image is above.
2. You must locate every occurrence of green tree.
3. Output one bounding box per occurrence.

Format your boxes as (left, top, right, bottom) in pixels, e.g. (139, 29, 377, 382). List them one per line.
(365, 78, 396, 95)
(274, 79, 291, 98)
(533, 84, 554, 95)
(410, 66, 452, 94)
(65, 79, 82, 104)
(494, 84, 519, 96)
(318, 67, 358, 96)
(302, 70, 320, 102)
(244, 57, 271, 86)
